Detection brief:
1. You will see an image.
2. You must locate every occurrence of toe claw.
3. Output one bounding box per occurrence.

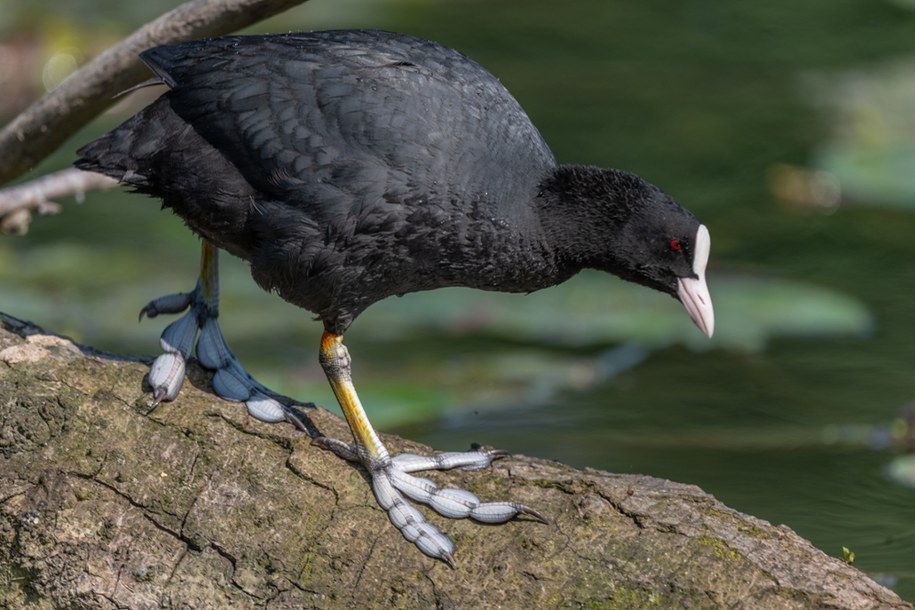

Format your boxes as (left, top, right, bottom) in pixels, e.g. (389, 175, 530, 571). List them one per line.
(284, 409, 317, 436)
(312, 436, 361, 462)
(518, 504, 550, 525)
(440, 551, 456, 569)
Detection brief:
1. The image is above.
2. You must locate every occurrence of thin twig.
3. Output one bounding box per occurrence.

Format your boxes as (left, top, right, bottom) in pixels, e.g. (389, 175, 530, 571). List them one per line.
(0, 168, 119, 234)
(0, 168, 118, 216)
(0, 0, 309, 187)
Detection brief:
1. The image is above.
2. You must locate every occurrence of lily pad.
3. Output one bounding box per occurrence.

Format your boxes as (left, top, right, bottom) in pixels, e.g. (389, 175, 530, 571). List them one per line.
(886, 454, 915, 489)
(359, 270, 873, 353)
(804, 59, 915, 209)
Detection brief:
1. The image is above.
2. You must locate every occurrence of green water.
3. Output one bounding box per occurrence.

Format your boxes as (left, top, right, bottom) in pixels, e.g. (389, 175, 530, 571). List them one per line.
(4, 0, 915, 599)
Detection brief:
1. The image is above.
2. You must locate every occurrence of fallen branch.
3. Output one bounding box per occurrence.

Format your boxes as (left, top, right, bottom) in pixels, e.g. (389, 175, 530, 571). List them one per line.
(0, 311, 910, 610)
(0, 0, 309, 187)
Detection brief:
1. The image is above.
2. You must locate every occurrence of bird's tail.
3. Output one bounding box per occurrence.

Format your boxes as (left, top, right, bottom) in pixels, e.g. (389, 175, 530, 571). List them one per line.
(75, 94, 259, 254)
(74, 96, 176, 193)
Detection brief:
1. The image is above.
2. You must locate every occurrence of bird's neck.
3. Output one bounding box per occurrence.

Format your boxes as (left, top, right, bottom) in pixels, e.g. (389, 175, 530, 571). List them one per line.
(536, 164, 637, 273)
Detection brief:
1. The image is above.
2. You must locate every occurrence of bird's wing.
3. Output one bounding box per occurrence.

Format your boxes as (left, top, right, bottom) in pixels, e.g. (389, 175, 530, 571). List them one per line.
(140, 31, 556, 224)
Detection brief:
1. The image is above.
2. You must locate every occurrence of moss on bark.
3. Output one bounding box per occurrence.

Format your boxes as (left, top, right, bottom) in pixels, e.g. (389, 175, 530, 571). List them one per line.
(0, 312, 909, 609)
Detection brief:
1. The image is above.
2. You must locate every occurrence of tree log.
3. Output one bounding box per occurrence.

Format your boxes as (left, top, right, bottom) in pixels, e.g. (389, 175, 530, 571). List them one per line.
(0, 312, 909, 609)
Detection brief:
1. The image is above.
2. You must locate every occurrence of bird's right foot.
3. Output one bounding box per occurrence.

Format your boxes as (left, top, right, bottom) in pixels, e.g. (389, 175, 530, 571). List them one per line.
(315, 438, 547, 566)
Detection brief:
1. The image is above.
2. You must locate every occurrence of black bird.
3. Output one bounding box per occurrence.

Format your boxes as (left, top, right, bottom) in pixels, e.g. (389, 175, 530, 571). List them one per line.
(76, 30, 714, 565)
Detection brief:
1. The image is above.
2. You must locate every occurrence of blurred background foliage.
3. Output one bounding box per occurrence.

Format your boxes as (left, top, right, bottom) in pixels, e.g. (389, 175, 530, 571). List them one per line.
(2, 0, 915, 599)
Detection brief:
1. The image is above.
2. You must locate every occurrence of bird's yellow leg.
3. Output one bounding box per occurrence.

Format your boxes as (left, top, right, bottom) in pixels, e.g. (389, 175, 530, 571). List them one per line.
(319, 331, 389, 462)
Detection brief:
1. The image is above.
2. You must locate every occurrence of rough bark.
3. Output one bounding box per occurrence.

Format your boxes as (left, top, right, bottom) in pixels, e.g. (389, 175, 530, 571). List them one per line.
(0, 312, 909, 610)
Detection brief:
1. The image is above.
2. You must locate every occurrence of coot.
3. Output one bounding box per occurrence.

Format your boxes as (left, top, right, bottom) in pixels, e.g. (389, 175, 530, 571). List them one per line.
(76, 30, 714, 566)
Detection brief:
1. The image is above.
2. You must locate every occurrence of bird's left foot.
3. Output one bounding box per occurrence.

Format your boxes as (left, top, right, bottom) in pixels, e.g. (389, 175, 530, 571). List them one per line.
(314, 439, 547, 566)
(142, 284, 310, 428)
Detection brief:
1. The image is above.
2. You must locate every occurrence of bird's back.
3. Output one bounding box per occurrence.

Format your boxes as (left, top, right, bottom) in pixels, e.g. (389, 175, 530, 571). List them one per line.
(143, 30, 555, 222)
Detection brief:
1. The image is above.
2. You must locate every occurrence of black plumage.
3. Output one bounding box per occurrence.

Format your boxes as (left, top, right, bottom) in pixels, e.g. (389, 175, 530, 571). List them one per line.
(76, 30, 708, 335)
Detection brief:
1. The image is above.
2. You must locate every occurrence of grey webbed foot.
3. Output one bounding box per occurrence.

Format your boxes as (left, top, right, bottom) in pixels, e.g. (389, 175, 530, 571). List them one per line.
(315, 438, 547, 566)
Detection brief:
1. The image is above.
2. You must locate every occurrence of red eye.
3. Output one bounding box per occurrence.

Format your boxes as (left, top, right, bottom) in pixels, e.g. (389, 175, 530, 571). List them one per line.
(670, 239, 684, 252)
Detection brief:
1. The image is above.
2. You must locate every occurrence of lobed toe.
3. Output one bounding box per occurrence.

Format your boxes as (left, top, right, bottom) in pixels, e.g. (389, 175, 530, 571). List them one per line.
(158, 311, 198, 358)
(245, 392, 287, 422)
(139, 291, 194, 320)
(148, 352, 186, 404)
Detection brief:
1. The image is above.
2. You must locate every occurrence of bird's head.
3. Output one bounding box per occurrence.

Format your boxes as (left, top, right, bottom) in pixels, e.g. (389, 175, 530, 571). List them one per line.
(603, 178, 715, 338)
(543, 166, 715, 338)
